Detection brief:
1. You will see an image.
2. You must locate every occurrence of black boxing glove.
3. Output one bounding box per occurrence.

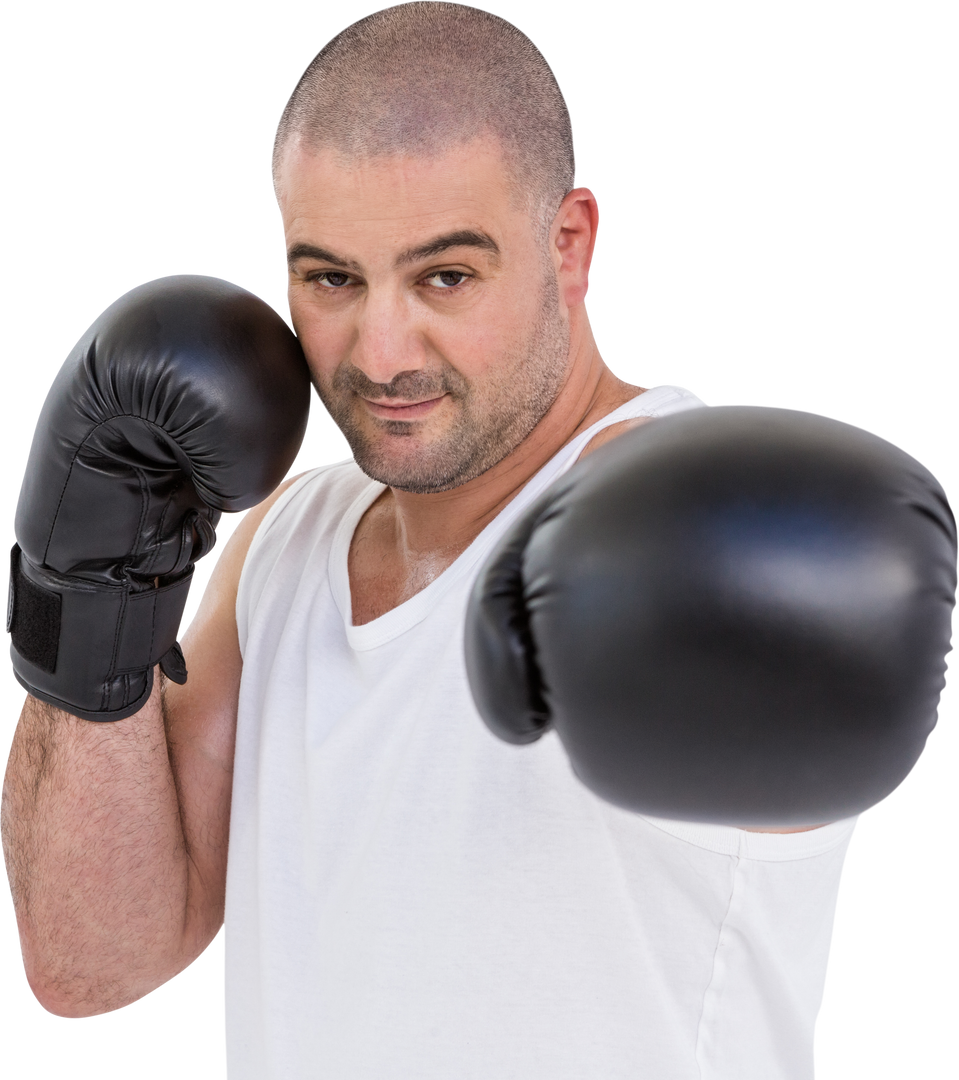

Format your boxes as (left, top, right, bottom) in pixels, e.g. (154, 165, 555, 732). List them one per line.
(465, 407, 957, 826)
(8, 275, 310, 721)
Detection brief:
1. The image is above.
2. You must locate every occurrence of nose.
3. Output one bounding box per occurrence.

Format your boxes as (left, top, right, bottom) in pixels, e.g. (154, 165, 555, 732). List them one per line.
(350, 284, 428, 389)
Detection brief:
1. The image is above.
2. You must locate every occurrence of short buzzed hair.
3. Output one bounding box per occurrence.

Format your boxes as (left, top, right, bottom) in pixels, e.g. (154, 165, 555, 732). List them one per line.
(274, 2, 575, 231)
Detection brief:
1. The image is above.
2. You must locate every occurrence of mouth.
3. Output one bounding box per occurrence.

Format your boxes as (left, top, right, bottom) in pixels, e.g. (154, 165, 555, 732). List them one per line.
(361, 394, 448, 422)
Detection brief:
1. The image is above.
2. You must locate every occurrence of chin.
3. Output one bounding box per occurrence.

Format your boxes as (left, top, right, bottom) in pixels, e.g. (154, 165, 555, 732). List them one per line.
(351, 437, 493, 494)
(354, 455, 462, 494)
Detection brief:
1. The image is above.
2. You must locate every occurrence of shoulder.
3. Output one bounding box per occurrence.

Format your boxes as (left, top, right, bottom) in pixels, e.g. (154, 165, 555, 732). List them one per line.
(228, 460, 365, 581)
(580, 417, 652, 459)
(232, 469, 315, 565)
(580, 386, 707, 459)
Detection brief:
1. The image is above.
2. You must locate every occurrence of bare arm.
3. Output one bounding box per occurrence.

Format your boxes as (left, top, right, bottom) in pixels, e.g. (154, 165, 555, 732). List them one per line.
(3, 680, 200, 1016)
(0, 482, 294, 1016)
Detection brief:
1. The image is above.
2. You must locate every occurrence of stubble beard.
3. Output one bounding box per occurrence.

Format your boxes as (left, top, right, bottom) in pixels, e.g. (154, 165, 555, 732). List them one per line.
(314, 267, 571, 494)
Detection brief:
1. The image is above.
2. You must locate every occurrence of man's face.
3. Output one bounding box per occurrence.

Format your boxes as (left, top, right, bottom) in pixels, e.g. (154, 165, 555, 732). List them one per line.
(277, 138, 570, 493)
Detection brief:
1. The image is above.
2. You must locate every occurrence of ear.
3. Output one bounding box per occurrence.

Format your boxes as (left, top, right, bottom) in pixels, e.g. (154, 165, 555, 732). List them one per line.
(551, 188, 599, 310)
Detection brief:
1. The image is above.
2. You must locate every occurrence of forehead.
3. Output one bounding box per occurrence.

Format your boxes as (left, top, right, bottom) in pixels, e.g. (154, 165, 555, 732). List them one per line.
(277, 137, 532, 255)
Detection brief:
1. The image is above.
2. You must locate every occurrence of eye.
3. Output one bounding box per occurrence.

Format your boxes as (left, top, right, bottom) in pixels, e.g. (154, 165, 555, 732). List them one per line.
(423, 270, 470, 289)
(311, 271, 353, 288)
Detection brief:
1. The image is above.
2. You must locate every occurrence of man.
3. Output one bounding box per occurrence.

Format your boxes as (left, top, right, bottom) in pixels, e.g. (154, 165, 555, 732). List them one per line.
(1, 5, 871, 1077)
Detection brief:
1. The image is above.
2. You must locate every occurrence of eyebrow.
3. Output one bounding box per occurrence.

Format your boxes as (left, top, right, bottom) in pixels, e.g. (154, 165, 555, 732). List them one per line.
(287, 229, 500, 274)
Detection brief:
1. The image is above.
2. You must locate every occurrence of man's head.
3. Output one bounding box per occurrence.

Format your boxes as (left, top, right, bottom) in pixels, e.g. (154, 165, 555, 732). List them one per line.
(274, 2, 573, 235)
(274, 3, 596, 493)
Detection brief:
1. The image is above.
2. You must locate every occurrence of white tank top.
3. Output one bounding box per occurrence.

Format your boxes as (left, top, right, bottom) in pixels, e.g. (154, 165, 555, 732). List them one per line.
(227, 386, 856, 1080)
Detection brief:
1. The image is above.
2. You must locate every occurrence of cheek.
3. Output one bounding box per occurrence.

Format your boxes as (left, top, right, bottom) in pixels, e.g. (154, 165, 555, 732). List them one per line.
(430, 280, 541, 378)
(288, 292, 354, 381)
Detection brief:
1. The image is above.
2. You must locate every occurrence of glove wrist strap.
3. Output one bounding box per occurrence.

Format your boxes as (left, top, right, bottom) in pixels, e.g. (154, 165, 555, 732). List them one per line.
(8, 544, 192, 721)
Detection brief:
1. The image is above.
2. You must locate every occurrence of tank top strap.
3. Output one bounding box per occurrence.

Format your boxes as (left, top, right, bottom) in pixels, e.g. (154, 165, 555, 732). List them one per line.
(502, 385, 705, 521)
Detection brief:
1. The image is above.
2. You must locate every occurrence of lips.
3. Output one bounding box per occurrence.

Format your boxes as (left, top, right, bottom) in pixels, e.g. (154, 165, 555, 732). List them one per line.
(361, 394, 448, 421)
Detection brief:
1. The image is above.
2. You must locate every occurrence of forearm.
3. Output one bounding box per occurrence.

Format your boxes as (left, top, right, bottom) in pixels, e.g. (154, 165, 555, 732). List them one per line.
(1, 676, 215, 1016)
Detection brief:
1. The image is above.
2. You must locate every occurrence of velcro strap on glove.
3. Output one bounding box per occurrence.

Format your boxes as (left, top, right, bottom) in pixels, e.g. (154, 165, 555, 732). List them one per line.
(8, 544, 192, 721)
